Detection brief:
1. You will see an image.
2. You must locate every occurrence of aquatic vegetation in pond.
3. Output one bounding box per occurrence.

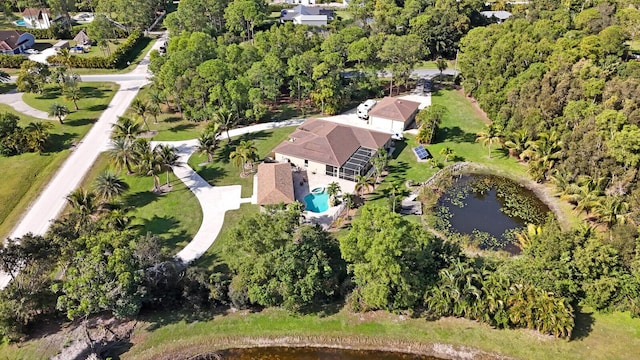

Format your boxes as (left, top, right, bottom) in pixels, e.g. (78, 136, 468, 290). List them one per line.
(434, 174, 551, 252)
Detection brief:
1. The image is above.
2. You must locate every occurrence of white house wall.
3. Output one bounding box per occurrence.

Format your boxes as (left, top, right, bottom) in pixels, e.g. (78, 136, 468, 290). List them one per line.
(274, 153, 327, 175)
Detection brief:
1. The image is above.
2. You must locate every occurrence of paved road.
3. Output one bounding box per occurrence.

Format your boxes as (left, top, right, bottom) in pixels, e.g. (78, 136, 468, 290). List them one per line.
(0, 34, 166, 289)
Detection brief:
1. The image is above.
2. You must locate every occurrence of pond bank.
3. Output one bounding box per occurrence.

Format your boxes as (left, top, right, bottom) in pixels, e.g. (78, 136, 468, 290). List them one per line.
(413, 162, 571, 231)
(141, 335, 515, 360)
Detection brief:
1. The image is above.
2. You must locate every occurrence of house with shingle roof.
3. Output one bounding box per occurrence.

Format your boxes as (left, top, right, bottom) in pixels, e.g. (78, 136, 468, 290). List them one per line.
(0, 30, 35, 55)
(280, 5, 335, 26)
(367, 97, 421, 135)
(256, 162, 296, 206)
(273, 119, 391, 182)
(22, 8, 53, 29)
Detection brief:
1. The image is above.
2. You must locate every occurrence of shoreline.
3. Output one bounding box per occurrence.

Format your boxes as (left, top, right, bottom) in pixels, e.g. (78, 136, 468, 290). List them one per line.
(142, 335, 516, 360)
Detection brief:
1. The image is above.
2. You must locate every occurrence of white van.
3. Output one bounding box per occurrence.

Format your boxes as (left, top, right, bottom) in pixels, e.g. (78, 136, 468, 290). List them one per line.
(357, 99, 377, 119)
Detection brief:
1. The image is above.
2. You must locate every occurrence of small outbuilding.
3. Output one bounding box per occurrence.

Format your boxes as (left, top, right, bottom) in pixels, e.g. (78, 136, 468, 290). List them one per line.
(257, 162, 296, 206)
(73, 29, 91, 46)
(367, 97, 421, 135)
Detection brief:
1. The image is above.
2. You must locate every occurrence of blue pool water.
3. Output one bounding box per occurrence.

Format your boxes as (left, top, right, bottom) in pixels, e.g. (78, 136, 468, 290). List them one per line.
(14, 20, 26, 26)
(304, 191, 329, 213)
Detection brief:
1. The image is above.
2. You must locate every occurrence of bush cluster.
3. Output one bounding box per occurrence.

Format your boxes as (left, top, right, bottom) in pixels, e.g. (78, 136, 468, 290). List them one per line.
(0, 54, 28, 68)
(47, 31, 143, 69)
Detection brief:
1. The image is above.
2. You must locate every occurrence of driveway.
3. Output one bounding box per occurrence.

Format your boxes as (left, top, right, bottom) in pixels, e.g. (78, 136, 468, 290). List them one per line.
(0, 89, 54, 119)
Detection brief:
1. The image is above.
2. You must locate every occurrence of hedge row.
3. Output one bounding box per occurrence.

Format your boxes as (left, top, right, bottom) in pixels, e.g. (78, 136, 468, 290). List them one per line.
(0, 54, 28, 68)
(21, 24, 129, 40)
(47, 31, 143, 69)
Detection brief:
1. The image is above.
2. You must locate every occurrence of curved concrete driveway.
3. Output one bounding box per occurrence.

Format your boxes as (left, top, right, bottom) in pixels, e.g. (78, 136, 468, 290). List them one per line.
(0, 89, 53, 119)
(151, 118, 305, 264)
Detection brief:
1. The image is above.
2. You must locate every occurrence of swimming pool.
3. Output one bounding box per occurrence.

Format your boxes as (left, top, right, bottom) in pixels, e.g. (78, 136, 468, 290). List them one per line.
(304, 190, 329, 213)
(14, 20, 26, 26)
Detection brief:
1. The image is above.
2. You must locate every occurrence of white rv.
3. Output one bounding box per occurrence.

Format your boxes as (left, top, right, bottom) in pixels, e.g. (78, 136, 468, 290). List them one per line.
(357, 99, 377, 119)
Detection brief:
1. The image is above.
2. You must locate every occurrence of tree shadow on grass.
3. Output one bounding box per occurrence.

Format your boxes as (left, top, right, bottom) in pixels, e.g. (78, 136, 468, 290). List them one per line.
(36, 87, 61, 99)
(168, 123, 195, 133)
(86, 104, 108, 112)
(386, 161, 409, 182)
(79, 86, 106, 98)
(139, 215, 190, 250)
(570, 309, 595, 341)
(163, 116, 181, 123)
(196, 165, 227, 185)
(391, 139, 407, 159)
(125, 191, 159, 208)
(65, 117, 94, 127)
(47, 132, 76, 151)
(436, 126, 476, 143)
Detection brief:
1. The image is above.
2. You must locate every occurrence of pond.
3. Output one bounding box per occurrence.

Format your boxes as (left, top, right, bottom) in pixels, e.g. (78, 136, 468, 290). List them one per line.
(210, 347, 443, 360)
(435, 174, 550, 253)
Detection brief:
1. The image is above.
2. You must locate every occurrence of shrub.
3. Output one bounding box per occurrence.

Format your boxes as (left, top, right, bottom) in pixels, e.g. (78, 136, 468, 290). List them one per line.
(0, 54, 28, 68)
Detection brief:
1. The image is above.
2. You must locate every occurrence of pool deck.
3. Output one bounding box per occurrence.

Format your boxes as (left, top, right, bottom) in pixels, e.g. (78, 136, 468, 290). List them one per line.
(293, 170, 355, 229)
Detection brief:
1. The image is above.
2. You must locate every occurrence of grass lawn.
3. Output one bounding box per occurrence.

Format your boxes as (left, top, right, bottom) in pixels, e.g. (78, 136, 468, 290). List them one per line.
(188, 127, 294, 198)
(194, 203, 260, 271)
(71, 37, 156, 75)
(78, 153, 202, 254)
(70, 41, 119, 58)
(0, 82, 118, 240)
(119, 307, 639, 360)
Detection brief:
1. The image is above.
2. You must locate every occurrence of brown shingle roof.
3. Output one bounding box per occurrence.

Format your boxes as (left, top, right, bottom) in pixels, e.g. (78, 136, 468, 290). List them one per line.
(367, 97, 420, 123)
(0, 30, 26, 51)
(273, 118, 391, 167)
(257, 163, 295, 205)
(22, 8, 50, 18)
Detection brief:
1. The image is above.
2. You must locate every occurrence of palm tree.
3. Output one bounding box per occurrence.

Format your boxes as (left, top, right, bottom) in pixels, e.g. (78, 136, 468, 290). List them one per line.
(137, 144, 163, 192)
(197, 131, 218, 163)
(326, 181, 341, 207)
(63, 81, 82, 110)
(371, 148, 390, 185)
(131, 98, 150, 131)
(521, 131, 563, 180)
(25, 121, 52, 152)
(343, 192, 355, 219)
(593, 196, 629, 229)
(229, 140, 259, 176)
(155, 144, 180, 186)
(147, 86, 165, 112)
(436, 57, 447, 76)
(215, 108, 237, 143)
(146, 103, 160, 124)
(503, 129, 530, 159)
(439, 146, 454, 162)
(389, 181, 403, 213)
(48, 103, 69, 124)
(112, 116, 141, 140)
(108, 138, 137, 174)
(93, 171, 129, 202)
(354, 174, 374, 197)
(66, 188, 98, 218)
(57, 48, 73, 70)
(476, 124, 502, 159)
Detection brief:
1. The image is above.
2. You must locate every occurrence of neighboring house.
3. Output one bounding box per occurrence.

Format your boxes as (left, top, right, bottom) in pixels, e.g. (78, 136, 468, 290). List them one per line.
(0, 30, 35, 55)
(480, 11, 512, 23)
(366, 97, 421, 135)
(256, 162, 296, 206)
(280, 5, 335, 26)
(22, 8, 53, 29)
(274, 119, 391, 181)
(286, 0, 316, 4)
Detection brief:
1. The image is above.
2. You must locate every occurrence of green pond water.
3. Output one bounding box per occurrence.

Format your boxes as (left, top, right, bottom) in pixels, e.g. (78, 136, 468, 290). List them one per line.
(436, 174, 551, 253)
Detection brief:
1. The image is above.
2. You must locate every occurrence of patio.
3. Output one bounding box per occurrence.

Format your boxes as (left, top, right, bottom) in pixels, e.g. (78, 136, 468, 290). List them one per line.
(292, 169, 355, 229)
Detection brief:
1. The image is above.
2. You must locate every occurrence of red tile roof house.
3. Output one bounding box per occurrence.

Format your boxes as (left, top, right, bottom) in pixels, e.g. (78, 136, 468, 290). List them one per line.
(273, 118, 391, 182)
(367, 96, 421, 136)
(0, 30, 35, 55)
